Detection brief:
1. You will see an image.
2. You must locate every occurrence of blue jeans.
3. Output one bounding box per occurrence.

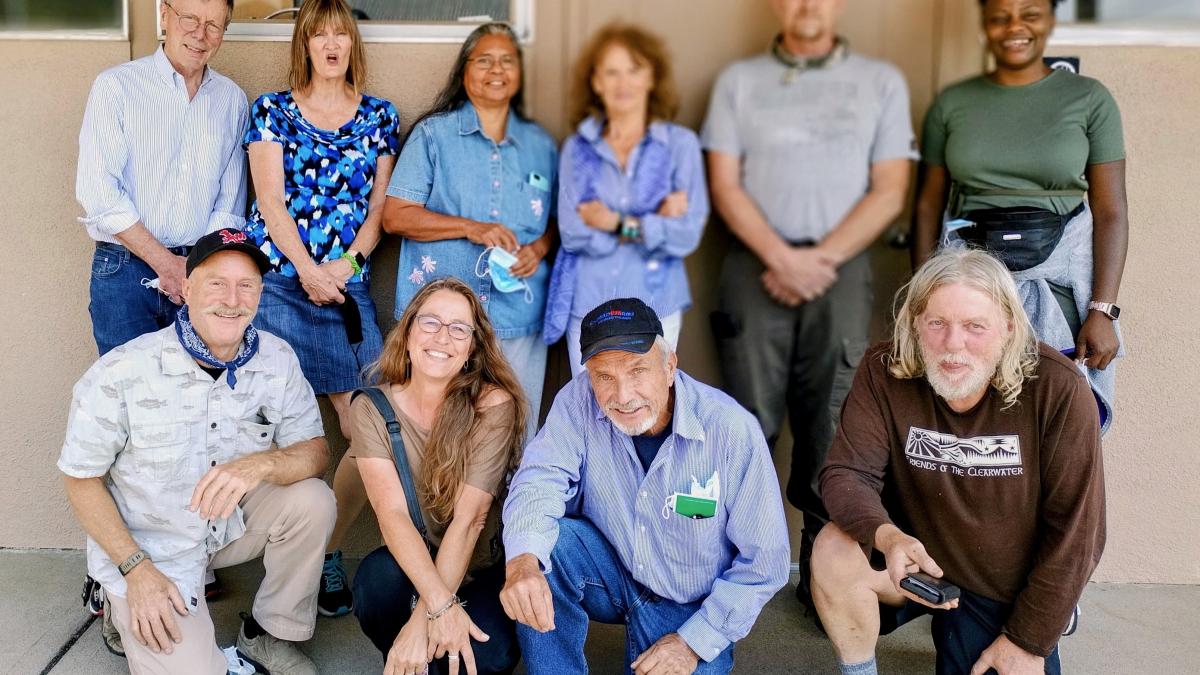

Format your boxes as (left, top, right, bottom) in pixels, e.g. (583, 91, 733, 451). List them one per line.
(88, 242, 187, 355)
(500, 333, 547, 439)
(353, 547, 518, 675)
(883, 588, 1062, 675)
(254, 272, 383, 394)
(519, 518, 733, 675)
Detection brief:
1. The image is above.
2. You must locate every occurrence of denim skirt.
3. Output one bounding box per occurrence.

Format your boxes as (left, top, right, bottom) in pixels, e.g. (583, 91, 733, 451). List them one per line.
(254, 271, 383, 395)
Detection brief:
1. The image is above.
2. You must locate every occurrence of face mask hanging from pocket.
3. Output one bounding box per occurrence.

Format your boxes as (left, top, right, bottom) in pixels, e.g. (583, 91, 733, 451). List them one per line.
(475, 246, 534, 304)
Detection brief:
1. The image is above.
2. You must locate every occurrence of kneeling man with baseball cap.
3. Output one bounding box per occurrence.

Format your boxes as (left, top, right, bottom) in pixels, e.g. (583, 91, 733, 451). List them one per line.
(500, 298, 790, 674)
(59, 229, 335, 675)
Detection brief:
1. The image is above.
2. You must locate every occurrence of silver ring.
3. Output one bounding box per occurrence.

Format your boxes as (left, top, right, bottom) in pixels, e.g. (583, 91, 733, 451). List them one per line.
(447, 653, 460, 661)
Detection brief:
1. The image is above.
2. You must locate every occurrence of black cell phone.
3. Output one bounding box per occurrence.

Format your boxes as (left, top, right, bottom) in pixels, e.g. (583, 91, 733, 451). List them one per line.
(900, 572, 961, 605)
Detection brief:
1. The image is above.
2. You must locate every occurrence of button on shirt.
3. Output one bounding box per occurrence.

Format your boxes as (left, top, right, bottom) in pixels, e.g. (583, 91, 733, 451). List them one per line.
(58, 327, 324, 606)
(557, 118, 709, 319)
(502, 372, 790, 661)
(76, 46, 249, 247)
(387, 103, 557, 338)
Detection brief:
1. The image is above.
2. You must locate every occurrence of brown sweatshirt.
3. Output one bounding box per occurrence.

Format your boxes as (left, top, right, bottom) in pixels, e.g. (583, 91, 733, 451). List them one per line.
(821, 342, 1105, 657)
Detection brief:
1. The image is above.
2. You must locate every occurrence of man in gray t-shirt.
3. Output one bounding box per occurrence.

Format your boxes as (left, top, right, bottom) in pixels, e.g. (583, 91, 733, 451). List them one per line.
(701, 0, 917, 611)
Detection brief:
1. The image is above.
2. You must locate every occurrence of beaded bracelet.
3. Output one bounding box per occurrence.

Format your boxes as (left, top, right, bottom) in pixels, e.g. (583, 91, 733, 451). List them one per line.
(426, 594, 462, 621)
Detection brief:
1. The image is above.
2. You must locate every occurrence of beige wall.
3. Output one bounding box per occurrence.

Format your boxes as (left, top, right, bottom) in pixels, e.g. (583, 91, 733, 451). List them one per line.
(4, 1, 1197, 585)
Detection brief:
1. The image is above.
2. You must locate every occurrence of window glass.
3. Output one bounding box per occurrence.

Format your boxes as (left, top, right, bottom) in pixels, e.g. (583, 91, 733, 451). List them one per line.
(0, 0, 123, 34)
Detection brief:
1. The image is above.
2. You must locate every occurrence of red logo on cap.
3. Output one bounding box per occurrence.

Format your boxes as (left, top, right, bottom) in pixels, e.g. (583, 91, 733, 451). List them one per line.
(219, 229, 248, 244)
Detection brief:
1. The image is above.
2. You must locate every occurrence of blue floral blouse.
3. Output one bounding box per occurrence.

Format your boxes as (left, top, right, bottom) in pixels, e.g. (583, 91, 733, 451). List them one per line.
(244, 91, 400, 283)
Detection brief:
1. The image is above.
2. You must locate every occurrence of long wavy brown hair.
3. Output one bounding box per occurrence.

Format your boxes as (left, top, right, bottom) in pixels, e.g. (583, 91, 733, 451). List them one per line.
(371, 278, 527, 523)
(569, 22, 680, 127)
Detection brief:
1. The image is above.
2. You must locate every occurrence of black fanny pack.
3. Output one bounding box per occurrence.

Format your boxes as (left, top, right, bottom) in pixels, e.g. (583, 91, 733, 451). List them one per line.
(950, 183, 1086, 272)
(959, 202, 1084, 272)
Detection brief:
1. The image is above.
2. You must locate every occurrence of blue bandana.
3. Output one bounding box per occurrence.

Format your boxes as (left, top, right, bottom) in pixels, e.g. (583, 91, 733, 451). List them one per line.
(174, 305, 259, 389)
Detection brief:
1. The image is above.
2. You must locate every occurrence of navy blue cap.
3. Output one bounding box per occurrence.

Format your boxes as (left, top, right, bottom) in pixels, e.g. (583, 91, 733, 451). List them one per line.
(186, 228, 271, 277)
(579, 298, 663, 365)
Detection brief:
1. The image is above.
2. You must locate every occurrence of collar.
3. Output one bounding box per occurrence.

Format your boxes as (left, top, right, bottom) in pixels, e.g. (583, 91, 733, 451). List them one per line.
(769, 34, 850, 83)
(590, 371, 706, 443)
(159, 324, 266, 378)
(457, 101, 520, 146)
(151, 45, 213, 89)
(578, 115, 670, 146)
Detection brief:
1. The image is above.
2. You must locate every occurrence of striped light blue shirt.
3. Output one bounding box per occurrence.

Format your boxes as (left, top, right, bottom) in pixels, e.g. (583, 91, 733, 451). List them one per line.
(503, 371, 790, 662)
(76, 47, 248, 247)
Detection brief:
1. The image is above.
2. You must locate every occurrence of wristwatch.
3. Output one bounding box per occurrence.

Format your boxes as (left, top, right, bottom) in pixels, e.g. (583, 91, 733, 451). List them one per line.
(1087, 301, 1121, 320)
(118, 549, 150, 576)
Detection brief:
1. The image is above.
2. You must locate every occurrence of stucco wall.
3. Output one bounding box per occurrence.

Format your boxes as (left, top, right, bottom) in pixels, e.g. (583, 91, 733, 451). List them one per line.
(3, 2, 1197, 585)
(1054, 45, 1200, 584)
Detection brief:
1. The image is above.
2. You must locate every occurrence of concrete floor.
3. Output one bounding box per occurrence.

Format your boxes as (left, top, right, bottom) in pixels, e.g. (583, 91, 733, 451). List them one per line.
(4, 549, 1196, 675)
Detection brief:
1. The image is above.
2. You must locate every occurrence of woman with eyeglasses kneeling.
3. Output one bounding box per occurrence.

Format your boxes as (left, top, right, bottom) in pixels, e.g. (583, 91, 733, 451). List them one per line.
(351, 277, 526, 675)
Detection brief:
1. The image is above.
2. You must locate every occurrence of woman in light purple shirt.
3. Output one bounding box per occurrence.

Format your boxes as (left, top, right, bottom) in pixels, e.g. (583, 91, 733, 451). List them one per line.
(546, 23, 709, 374)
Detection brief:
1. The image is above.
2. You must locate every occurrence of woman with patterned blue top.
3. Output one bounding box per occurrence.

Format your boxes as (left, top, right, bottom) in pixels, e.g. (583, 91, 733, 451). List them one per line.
(547, 23, 709, 375)
(244, 0, 398, 618)
(383, 22, 557, 436)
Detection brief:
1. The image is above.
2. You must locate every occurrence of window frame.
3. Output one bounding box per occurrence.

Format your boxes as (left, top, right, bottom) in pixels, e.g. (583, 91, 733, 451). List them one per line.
(163, 0, 534, 44)
(0, 0, 128, 40)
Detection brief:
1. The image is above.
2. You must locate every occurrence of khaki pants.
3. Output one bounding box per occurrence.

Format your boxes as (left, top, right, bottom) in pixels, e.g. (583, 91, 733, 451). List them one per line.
(109, 478, 336, 675)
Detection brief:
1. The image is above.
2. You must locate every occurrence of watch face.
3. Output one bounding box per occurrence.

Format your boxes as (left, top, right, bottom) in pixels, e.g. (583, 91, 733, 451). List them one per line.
(1109, 305, 1121, 319)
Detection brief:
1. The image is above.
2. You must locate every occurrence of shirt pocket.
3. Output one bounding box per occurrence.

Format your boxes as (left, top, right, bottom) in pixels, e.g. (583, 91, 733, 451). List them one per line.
(511, 181, 551, 240)
(128, 422, 191, 483)
(661, 512, 722, 570)
(238, 418, 277, 455)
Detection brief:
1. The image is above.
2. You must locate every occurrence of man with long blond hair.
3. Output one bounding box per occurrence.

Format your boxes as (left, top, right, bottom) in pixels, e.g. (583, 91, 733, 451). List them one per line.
(811, 249, 1105, 675)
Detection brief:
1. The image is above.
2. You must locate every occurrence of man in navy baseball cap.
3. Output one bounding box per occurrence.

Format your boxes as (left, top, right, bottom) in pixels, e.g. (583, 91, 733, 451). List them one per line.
(500, 296, 790, 673)
(578, 297, 664, 365)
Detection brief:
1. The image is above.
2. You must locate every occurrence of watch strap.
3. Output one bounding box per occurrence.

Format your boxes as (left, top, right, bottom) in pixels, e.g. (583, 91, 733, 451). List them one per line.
(1087, 301, 1120, 320)
(118, 549, 150, 576)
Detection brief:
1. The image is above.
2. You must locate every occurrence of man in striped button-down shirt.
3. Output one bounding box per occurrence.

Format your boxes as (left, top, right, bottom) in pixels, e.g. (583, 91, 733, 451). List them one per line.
(77, 0, 248, 356)
(501, 298, 790, 673)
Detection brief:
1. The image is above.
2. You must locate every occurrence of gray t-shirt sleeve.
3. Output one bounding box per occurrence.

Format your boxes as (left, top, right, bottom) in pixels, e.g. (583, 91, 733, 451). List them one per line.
(871, 65, 920, 164)
(700, 66, 743, 156)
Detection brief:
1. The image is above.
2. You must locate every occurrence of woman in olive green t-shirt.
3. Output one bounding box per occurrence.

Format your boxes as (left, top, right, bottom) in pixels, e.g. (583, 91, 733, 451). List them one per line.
(349, 277, 528, 675)
(912, 0, 1128, 373)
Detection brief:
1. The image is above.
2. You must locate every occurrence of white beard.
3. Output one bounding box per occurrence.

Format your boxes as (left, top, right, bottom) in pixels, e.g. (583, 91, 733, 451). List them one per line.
(921, 344, 1001, 404)
(605, 400, 657, 436)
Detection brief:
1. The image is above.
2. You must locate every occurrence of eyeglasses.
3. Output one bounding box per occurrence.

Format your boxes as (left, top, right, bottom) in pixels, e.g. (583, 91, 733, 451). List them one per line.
(415, 314, 475, 341)
(468, 55, 519, 72)
(164, 1, 227, 39)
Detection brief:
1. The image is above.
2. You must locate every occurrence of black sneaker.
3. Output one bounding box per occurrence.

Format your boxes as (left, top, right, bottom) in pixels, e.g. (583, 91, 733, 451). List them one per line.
(81, 575, 104, 617)
(317, 550, 352, 617)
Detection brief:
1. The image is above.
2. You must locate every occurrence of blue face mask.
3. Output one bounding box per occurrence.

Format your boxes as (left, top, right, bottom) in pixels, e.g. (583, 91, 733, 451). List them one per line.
(476, 247, 533, 303)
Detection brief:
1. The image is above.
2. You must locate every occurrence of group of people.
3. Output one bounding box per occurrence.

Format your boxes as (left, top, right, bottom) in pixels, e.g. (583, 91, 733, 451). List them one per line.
(60, 0, 1123, 673)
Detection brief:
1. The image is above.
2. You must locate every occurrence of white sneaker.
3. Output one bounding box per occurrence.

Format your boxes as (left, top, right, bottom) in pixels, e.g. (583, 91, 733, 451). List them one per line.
(223, 646, 256, 675)
(235, 618, 317, 675)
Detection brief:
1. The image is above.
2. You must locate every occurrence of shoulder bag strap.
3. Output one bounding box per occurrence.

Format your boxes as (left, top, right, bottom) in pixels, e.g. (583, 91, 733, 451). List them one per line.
(353, 387, 429, 543)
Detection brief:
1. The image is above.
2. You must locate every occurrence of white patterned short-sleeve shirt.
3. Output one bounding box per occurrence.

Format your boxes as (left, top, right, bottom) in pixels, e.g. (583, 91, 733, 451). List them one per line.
(58, 326, 324, 607)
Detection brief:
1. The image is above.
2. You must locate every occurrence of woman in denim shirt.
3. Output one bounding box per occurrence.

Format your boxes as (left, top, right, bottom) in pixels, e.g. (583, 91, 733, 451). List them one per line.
(383, 22, 557, 433)
(546, 23, 709, 375)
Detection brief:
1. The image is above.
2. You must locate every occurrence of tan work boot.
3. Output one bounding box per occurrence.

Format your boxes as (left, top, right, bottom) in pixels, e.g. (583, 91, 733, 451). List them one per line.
(235, 616, 317, 675)
(101, 597, 125, 657)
